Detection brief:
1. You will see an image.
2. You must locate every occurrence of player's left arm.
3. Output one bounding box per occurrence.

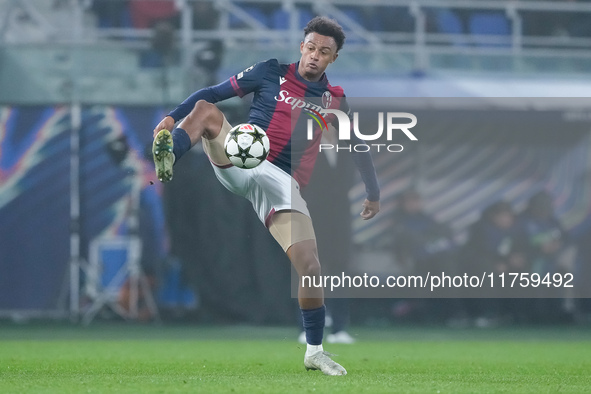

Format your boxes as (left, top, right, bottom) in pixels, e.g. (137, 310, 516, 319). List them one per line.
(361, 199, 380, 220)
(350, 132, 380, 220)
(333, 95, 380, 220)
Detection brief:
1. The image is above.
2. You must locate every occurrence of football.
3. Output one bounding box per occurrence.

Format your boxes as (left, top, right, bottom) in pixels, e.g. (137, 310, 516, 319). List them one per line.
(224, 123, 270, 169)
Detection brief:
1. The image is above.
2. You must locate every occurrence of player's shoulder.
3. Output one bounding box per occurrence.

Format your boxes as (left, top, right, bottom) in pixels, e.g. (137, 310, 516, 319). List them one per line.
(251, 58, 287, 76)
(326, 79, 346, 98)
(257, 59, 294, 81)
(266, 58, 281, 65)
(236, 59, 279, 81)
(240, 58, 278, 73)
(259, 58, 282, 70)
(266, 58, 294, 75)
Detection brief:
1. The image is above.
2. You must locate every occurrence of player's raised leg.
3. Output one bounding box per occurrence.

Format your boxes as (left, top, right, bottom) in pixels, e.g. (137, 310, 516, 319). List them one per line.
(152, 100, 226, 182)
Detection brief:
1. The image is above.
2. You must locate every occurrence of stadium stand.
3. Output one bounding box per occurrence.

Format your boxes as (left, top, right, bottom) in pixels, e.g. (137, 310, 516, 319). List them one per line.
(468, 12, 511, 46)
(2, 0, 591, 104)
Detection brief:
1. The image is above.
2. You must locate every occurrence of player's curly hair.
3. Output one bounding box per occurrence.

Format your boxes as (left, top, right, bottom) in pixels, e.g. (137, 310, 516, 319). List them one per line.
(303, 16, 346, 52)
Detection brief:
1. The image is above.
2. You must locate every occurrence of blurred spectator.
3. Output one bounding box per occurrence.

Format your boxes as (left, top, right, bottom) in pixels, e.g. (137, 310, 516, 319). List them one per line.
(141, 20, 178, 68)
(131, 0, 179, 69)
(465, 201, 528, 278)
(520, 191, 575, 323)
(521, 192, 568, 273)
(152, 20, 177, 58)
(160, 149, 212, 321)
(522, 0, 591, 39)
(373, 6, 414, 33)
(390, 189, 458, 324)
(193, 0, 221, 30)
(461, 201, 529, 326)
(91, 0, 131, 29)
(392, 190, 457, 275)
(130, 0, 178, 29)
(575, 223, 591, 321)
(192, 1, 223, 86)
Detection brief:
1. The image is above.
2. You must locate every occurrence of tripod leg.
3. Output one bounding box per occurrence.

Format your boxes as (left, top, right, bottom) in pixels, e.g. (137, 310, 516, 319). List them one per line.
(141, 274, 160, 322)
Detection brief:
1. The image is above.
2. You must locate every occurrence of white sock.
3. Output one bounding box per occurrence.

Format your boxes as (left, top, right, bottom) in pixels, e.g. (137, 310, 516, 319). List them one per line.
(306, 343, 323, 356)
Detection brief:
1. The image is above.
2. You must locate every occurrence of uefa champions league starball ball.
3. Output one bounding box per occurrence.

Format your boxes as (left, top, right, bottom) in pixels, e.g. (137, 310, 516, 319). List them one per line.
(224, 124, 270, 169)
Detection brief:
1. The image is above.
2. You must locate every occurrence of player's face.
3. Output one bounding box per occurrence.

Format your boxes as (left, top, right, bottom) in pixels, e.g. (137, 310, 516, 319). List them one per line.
(298, 33, 339, 82)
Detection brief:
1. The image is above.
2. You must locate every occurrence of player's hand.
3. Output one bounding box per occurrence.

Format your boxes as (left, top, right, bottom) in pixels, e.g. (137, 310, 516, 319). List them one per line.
(360, 199, 380, 220)
(153, 116, 175, 137)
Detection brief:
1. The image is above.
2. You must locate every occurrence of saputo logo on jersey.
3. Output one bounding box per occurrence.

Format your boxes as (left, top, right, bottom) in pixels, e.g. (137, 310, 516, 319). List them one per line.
(274, 90, 324, 113)
(305, 108, 418, 153)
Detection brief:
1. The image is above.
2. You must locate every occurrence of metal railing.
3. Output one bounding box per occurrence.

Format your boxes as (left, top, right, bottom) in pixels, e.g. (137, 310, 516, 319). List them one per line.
(3, 1, 591, 49)
(1, 0, 590, 105)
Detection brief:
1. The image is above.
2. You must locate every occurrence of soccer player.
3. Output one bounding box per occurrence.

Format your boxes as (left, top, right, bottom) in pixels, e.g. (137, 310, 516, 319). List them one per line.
(152, 17, 380, 376)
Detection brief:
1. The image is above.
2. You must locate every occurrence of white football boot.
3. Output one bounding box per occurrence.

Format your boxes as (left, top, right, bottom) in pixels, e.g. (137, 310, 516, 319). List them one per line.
(304, 350, 347, 376)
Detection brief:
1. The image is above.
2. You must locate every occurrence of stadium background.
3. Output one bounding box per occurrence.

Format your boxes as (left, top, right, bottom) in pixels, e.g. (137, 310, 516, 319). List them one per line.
(1, 0, 591, 327)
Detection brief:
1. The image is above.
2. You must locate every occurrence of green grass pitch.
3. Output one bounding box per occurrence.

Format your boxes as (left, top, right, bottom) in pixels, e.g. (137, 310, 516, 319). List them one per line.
(1, 324, 590, 393)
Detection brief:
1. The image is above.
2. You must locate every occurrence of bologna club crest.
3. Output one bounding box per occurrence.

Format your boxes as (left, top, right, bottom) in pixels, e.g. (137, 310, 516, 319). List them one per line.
(322, 91, 333, 108)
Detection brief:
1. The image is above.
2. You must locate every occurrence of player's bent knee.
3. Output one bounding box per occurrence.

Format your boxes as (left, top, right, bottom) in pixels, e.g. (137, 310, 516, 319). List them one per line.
(190, 100, 223, 139)
(192, 99, 212, 112)
(299, 255, 321, 278)
(193, 100, 218, 120)
(289, 241, 321, 278)
(185, 100, 211, 123)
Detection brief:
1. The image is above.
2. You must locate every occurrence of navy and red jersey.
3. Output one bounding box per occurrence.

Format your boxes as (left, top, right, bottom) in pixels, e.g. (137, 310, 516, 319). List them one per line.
(168, 59, 379, 201)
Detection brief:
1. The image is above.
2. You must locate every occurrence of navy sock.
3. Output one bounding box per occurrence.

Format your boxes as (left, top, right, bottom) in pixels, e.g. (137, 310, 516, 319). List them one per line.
(172, 128, 191, 162)
(301, 305, 325, 345)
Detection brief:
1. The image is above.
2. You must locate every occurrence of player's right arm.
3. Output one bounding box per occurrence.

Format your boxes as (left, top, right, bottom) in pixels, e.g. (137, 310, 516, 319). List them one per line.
(152, 81, 237, 137)
(153, 60, 274, 136)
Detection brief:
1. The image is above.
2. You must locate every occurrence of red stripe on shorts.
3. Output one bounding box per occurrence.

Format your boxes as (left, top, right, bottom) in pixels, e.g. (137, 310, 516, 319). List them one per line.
(265, 208, 276, 228)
